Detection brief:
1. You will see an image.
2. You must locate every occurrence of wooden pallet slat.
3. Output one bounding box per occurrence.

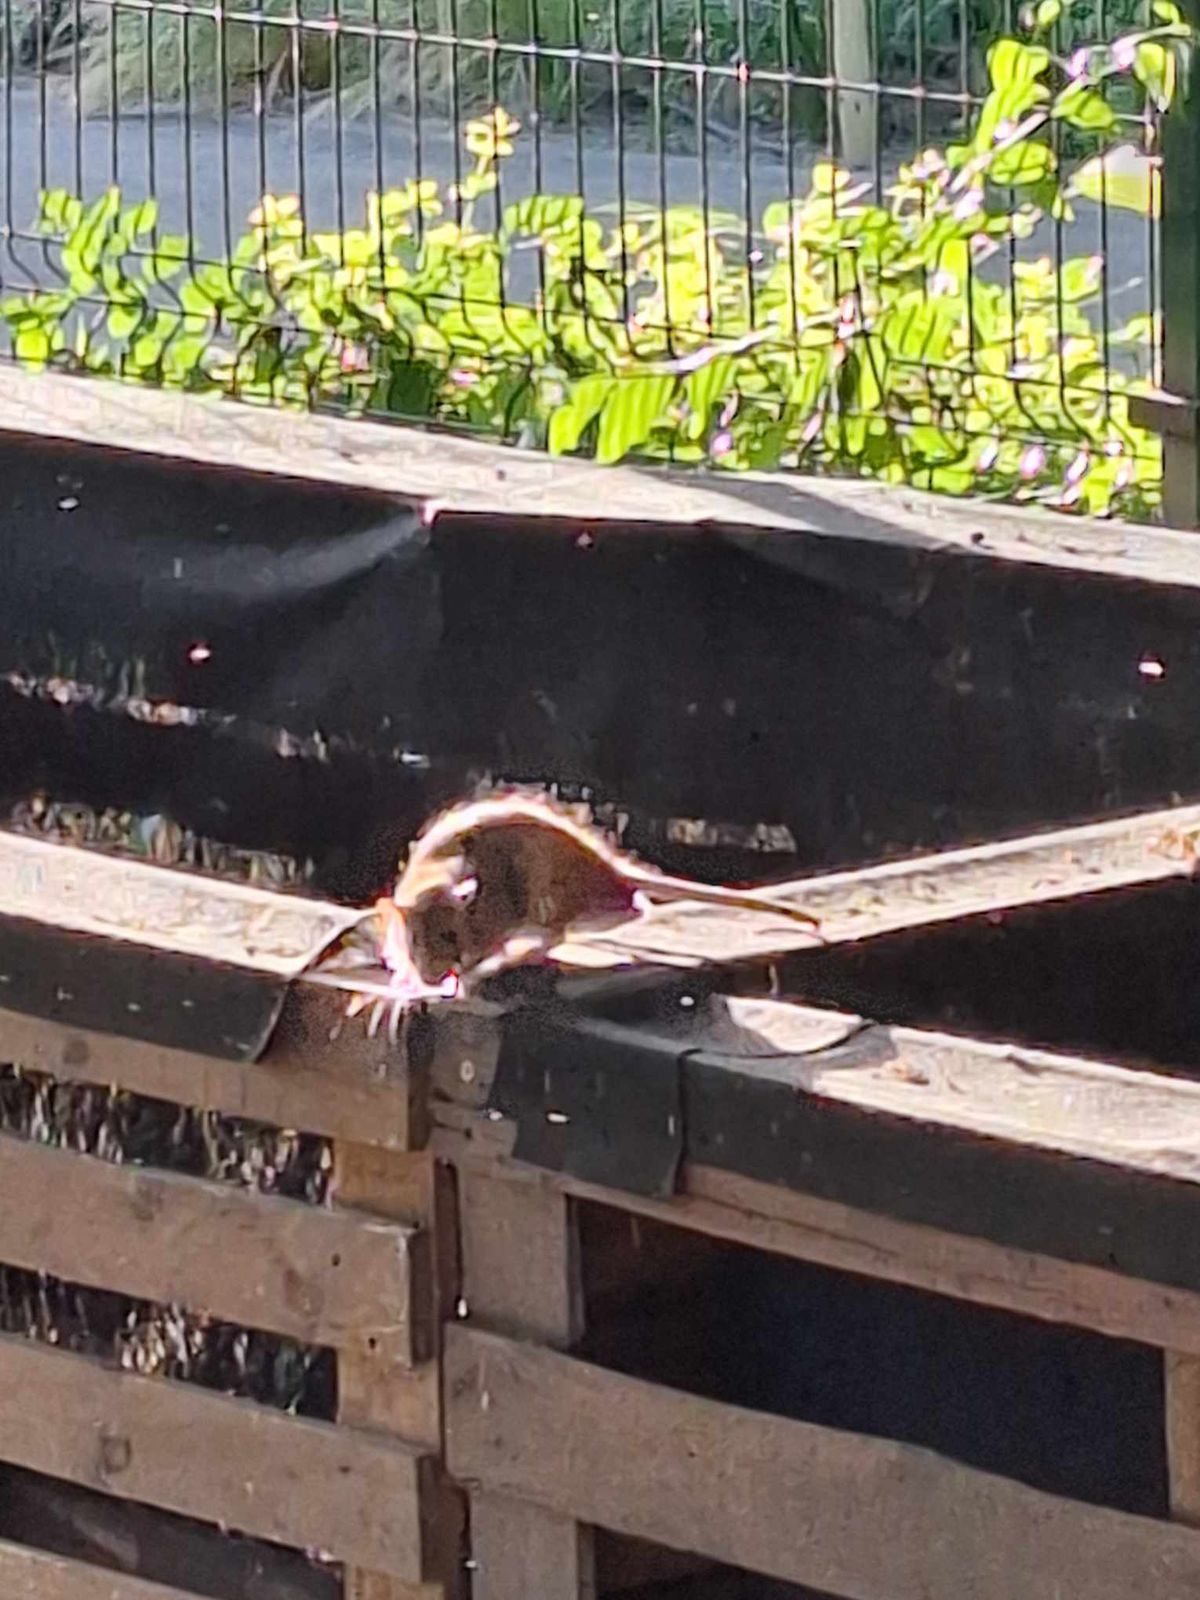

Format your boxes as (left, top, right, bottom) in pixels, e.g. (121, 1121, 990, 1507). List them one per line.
(0, 1130, 417, 1355)
(12, 368, 1200, 591)
(445, 1325, 1200, 1600)
(0, 1333, 428, 1578)
(0, 1537, 212, 1600)
(0, 993, 414, 1148)
(561, 799, 1200, 969)
(456, 1171, 596, 1600)
(335, 1141, 464, 1599)
(703, 996, 1200, 1182)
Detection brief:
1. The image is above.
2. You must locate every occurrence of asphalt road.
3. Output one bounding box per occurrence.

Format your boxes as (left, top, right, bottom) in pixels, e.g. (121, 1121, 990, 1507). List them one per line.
(0, 78, 1156, 376)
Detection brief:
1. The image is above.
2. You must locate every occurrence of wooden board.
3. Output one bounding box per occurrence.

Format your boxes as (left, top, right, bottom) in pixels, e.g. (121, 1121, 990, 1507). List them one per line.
(432, 991, 1200, 1325)
(0, 1130, 416, 1355)
(0, 990, 415, 1148)
(0, 828, 355, 979)
(554, 799, 1200, 969)
(445, 1326, 1200, 1600)
(706, 996, 1200, 1182)
(1167, 1353, 1200, 1525)
(437, 1110, 1200, 1356)
(456, 1171, 595, 1600)
(335, 1142, 460, 1600)
(0, 1333, 427, 1578)
(6, 369, 1200, 589)
(0, 1537, 210, 1600)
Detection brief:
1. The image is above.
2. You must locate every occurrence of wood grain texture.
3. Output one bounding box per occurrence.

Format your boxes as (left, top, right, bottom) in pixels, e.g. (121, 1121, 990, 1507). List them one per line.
(706, 996, 1200, 1182)
(446, 1326, 1200, 1600)
(335, 1144, 460, 1600)
(559, 799, 1200, 968)
(7, 368, 1200, 590)
(435, 1117, 1200, 1356)
(0, 1538, 209, 1600)
(0, 989, 414, 1147)
(1167, 1353, 1200, 1525)
(0, 1334, 427, 1577)
(0, 1129, 415, 1354)
(457, 1171, 594, 1600)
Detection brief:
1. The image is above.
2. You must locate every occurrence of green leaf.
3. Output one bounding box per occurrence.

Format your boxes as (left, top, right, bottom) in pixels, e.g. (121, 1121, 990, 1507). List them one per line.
(1053, 81, 1117, 132)
(990, 139, 1056, 187)
(127, 198, 158, 236)
(380, 360, 439, 418)
(502, 194, 586, 239)
(1132, 41, 1177, 112)
(548, 375, 615, 455)
(1070, 145, 1160, 217)
(14, 326, 51, 367)
(595, 374, 676, 464)
(1033, 0, 1061, 26)
(986, 39, 1051, 94)
(107, 305, 142, 339)
(682, 355, 734, 441)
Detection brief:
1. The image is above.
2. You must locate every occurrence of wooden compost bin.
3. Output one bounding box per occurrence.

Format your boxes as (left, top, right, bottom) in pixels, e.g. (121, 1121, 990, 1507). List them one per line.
(3, 375, 1200, 1600)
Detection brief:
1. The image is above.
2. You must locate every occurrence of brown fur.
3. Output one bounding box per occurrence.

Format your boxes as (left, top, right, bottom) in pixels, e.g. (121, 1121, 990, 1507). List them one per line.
(387, 791, 821, 989)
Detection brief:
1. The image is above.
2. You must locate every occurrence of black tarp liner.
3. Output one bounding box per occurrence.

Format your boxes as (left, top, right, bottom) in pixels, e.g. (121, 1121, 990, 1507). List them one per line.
(3, 430, 1200, 899)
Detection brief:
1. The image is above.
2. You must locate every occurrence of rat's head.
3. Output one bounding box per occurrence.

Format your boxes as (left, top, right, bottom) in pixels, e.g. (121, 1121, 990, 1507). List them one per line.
(405, 891, 469, 984)
(392, 850, 479, 986)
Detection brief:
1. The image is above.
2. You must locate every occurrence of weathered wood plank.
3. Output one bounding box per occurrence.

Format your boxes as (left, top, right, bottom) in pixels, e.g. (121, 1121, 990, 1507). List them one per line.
(445, 1326, 1200, 1600)
(434, 990, 1200, 1187)
(704, 996, 1200, 1183)
(434, 990, 1200, 1297)
(683, 1165, 1200, 1356)
(457, 1171, 595, 1600)
(436, 1111, 1200, 1357)
(335, 1142, 461, 1600)
(0, 1537, 210, 1600)
(559, 799, 1200, 968)
(0, 1129, 415, 1355)
(6, 369, 1200, 588)
(3, 774, 1200, 999)
(1166, 1353, 1200, 1526)
(0, 828, 354, 978)
(0, 1333, 427, 1577)
(0, 990, 414, 1148)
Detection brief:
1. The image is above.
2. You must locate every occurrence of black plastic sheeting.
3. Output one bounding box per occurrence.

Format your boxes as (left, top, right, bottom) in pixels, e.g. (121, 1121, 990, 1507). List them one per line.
(3, 429, 1200, 901)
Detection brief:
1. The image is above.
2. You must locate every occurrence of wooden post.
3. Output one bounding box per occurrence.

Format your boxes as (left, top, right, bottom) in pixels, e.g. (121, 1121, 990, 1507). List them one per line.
(1166, 1352, 1200, 1525)
(334, 1016, 464, 1600)
(829, 0, 877, 172)
(456, 1169, 597, 1600)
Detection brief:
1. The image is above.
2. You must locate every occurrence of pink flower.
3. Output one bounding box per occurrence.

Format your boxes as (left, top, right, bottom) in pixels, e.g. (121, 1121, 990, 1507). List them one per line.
(1112, 38, 1137, 72)
(710, 430, 734, 457)
(1019, 444, 1047, 479)
(1068, 48, 1089, 81)
(976, 440, 1000, 473)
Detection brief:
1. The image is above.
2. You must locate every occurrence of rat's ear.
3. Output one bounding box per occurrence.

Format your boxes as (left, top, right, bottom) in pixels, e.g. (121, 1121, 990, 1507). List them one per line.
(394, 851, 466, 908)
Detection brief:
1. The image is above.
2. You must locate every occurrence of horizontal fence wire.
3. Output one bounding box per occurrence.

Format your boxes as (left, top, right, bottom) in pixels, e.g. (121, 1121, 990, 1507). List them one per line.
(0, 0, 1170, 514)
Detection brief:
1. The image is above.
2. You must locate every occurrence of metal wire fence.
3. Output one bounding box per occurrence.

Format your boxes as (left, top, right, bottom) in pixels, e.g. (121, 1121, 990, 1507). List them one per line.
(0, 0, 1176, 515)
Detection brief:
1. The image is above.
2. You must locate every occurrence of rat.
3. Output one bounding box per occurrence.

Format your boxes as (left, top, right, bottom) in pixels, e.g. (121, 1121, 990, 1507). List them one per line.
(364, 791, 823, 997)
